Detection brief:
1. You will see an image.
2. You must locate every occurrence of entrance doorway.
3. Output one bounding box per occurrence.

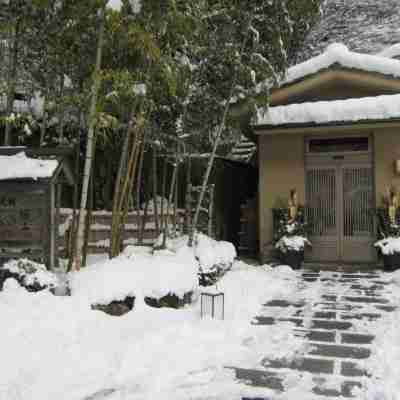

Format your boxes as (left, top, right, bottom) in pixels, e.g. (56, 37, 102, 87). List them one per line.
(305, 136, 375, 263)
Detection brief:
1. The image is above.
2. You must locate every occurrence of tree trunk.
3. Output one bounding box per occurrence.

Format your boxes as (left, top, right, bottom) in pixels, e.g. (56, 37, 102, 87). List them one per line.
(39, 92, 47, 146)
(110, 119, 132, 258)
(152, 145, 160, 236)
(4, 19, 20, 146)
(58, 74, 66, 143)
(73, 8, 105, 271)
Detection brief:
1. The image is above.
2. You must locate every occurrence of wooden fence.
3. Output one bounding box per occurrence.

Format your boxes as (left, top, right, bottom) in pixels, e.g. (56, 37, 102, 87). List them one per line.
(59, 208, 186, 255)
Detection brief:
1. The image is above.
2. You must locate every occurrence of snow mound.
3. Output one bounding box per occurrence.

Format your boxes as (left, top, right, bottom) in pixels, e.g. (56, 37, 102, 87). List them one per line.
(70, 246, 199, 305)
(158, 233, 236, 272)
(0, 152, 58, 181)
(285, 42, 400, 85)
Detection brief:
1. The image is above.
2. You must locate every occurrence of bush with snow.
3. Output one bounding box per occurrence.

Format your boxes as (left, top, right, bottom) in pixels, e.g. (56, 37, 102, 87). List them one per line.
(374, 237, 400, 255)
(0, 259, 58, 292)
(275, 235, 311, 253)
(156, 233, 237, 286)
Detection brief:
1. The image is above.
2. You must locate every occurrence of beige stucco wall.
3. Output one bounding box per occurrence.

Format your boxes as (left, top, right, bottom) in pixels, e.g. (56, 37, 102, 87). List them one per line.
(257, 127, 400, 262)
(258, 134, 305, 261)
(374, 128, 400, 206)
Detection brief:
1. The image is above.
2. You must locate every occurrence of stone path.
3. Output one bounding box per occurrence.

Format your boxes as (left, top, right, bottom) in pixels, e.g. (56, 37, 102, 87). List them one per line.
(233, 270, 397, 398)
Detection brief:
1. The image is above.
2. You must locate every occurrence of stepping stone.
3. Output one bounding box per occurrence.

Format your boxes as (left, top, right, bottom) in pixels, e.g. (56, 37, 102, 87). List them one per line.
(262, 356, 334, 374)
(263, 299, 304, 308)
(341, 362, 370, 377)
(294, 311, 337, 319)
(302, 272, 320, 277)
(307, 343, 371, 359)
(311, 319, 353, 331)
(294, 329, 336, 343)
(316, 302, 361, 311)
(344, 296, 389, 304)
(340, 313, 381, 321)
(313, 311, 336, 319)
(303, 277, 319, 282)
(233, 368, 284, 391)
(350, 284, 384, 291)
(322, 295, 337, 302)
(252, 316, 275, 326)
(342, 274, 379, 279)
(375, 305, 397, 312)
(342, 380, 363, 397)
(341, 333, 375, 345)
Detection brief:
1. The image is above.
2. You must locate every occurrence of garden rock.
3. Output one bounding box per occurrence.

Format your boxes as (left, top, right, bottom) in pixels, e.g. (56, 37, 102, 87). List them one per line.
(144, 291, 193, 309)
(92, 296, 135, 316)
(0, 259, 58, 292)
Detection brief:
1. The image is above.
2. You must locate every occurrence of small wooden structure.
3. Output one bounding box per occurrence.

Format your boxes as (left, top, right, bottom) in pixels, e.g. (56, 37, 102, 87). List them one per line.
(0, 147, 75, 269)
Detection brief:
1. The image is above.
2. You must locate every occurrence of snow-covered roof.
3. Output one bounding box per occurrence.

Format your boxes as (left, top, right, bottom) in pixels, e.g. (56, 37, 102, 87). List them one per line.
(284, 43, 400, 86)
(256, 94, 400, 128)
(0, 152, 59, 181)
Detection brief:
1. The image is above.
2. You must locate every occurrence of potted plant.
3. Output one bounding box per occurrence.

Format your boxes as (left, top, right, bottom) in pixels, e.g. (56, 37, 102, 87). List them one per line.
(273, 191, 311, 270)
(374, 196, 400, 271)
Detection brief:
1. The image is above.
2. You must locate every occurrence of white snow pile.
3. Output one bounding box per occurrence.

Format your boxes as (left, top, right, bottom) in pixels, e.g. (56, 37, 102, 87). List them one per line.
(1, 259, 58, 289)
(0, 151, 58, 181)
(159, 233, 237, 273)
(284, 43, 400, 85)
(70, 245, 198, 306)
(70, 234, 236, 305)
(374, 237, 400, 255)
(362, 274, 400, 399)
(257, 94, 400, 127)
(0, 261, 306, 400)
(275, 236, 310, 252)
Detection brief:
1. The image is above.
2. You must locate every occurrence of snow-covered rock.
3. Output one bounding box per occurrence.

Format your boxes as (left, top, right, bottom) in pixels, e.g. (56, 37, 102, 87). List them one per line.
(0, 259, 58, 292)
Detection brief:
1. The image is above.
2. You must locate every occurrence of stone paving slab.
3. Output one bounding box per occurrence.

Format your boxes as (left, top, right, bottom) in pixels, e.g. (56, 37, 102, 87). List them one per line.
(295, 329, 336, 343)
(341, 333, 375, 345)
(341, 362, 370, 377)
(307, 343, 371, 359)
(262, 357, 334, 374)
(344, 296, 389, 304)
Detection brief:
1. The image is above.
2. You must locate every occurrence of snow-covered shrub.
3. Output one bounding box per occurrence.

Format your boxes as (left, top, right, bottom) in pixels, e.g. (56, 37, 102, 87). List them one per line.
(275, 235, 311, 253)
(0, 259, 58, 292)
(70, 244, 199, 310)
(157, 233, 237, 286)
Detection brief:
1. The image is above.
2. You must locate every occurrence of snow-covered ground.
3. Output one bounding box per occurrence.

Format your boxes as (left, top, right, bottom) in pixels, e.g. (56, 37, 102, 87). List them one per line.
(2, 239, 400, 400)
(0, 259, 304, 400)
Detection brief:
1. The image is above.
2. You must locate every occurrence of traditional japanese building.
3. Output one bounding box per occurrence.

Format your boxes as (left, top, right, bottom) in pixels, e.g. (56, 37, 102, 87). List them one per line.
(254, 43, 400, 265)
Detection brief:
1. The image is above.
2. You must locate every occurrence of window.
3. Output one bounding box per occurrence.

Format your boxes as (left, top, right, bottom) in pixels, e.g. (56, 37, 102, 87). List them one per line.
(308, 137, 369, 153)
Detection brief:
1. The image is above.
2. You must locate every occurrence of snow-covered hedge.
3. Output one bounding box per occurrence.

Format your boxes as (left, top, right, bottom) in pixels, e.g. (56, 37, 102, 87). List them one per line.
(375, 237, 400, 255)
(70, 246, 199, 306)
(0, 259, 58, 292)
(70, 234, 237, 307)
(275, 235, 311, 253)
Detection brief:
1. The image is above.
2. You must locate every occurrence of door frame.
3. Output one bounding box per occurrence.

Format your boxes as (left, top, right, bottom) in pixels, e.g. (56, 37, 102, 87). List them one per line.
(304, 133, 376, 263)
